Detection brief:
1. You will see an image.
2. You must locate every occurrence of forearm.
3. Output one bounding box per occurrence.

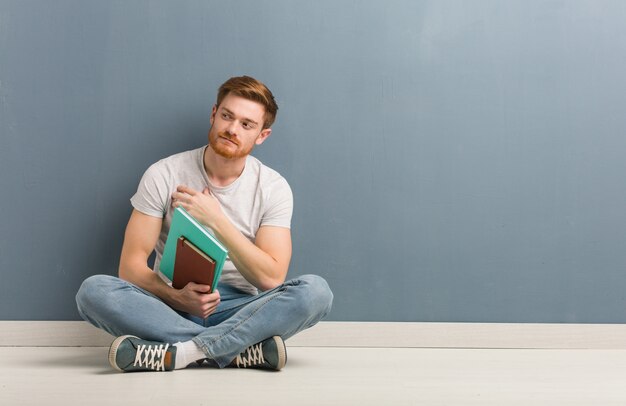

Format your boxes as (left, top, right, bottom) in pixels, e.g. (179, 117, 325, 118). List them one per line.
(118, 260, 182, 310)
(212, 216, 286, 291)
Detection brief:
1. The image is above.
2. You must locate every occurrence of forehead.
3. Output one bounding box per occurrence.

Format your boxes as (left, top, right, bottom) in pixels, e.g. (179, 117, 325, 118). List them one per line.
(217, 94, 266, 123)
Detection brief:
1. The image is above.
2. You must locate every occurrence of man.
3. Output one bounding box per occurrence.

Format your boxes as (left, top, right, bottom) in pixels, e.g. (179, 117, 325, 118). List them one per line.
(76, 76, 333, 372)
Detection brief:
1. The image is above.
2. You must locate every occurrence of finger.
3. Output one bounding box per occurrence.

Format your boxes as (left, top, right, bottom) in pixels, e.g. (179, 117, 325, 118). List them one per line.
(204, 302, 218, 312)
(177, 185, 198, 196)
(190, 282, 212, 293)
(202, 305, 217, 318)
(172, 199, 188, 209)
(197, 292, 220, 306)
(203, 187, 211, 195)
(206, 298, 220, 308)
(204, 303, 219, 318)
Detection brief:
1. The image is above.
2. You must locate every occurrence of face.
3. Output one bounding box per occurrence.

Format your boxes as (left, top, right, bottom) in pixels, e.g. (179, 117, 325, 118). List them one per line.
(208, 94, 272, 159)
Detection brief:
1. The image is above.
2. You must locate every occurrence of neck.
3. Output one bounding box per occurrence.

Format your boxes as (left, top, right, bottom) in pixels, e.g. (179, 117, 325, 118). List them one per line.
(203, 145, 247, 187)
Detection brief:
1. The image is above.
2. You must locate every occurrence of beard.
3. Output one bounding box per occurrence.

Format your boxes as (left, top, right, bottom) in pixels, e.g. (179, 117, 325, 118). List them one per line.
(208, 128, 255, 159)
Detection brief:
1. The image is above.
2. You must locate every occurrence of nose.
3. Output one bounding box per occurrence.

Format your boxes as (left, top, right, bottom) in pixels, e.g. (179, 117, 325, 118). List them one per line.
(225, 120, 238, 136)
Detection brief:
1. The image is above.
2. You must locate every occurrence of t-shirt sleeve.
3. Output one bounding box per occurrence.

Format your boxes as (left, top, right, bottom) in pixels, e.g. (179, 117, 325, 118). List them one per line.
(261, 177, 293, 229)
(130, 162, 169, 218)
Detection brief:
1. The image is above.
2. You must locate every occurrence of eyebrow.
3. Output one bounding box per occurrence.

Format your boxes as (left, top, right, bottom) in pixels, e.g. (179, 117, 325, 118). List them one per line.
(221, 107, 259, 126)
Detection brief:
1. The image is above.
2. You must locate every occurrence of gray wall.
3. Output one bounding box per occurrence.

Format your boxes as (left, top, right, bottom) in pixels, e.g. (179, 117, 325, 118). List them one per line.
(1, 1, 625, 322)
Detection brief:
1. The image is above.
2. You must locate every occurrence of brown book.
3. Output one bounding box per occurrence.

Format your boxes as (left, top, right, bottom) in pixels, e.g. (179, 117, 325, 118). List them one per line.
(173, 237, 217, 291)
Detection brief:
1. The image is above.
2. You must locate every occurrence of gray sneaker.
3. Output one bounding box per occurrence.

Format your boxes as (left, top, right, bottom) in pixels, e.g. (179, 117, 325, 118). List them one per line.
(108, 335, 176, 372)
(231, 336, 287, 370)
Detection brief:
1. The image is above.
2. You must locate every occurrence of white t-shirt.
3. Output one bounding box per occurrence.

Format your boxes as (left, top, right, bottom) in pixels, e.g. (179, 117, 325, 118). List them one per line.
(130, 145, 293, 295)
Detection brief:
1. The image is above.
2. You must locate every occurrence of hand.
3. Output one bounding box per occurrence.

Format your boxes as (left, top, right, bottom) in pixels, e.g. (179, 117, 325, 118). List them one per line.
(172, 185, 224, 229)
(173, 282, 221, 319)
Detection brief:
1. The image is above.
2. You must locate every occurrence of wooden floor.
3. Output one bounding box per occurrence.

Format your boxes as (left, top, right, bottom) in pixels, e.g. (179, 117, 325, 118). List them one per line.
(2, 346, 626, 405)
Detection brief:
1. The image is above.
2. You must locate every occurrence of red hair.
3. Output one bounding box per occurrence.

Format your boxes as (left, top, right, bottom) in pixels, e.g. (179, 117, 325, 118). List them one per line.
(216, 76, 278, 129)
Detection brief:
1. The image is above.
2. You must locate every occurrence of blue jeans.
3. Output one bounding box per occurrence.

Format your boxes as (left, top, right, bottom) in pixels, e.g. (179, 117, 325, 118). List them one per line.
(75, 274, 333, 368)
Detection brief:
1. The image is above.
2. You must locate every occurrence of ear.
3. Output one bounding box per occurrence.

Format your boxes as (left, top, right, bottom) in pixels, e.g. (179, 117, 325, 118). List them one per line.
(209, 105, 218, 125)
(255, 128, 272, 146)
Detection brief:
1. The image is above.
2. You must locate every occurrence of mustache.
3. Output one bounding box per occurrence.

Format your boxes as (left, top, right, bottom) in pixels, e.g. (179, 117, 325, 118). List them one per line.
(217, 131, 239, 146)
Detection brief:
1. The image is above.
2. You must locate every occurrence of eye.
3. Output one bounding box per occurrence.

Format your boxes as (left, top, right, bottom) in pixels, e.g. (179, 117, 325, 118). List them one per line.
(243, 121, 258, 130)
(221, 112, 232, 120)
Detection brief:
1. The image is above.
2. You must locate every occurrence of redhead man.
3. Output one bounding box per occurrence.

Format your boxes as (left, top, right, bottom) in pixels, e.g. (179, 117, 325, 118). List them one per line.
(76, 76, 333, 372)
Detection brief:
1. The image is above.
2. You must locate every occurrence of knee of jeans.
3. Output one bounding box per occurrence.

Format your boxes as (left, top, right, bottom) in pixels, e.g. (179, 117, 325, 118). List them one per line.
(75, 274, 115, 316)
(297, 274, 334, 318)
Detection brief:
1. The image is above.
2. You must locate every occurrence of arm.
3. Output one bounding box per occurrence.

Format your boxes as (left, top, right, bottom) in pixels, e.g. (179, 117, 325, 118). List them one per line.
(172, 186, 292, 291)
(213, 220, 291, 291)
(118, 209, 220, 318)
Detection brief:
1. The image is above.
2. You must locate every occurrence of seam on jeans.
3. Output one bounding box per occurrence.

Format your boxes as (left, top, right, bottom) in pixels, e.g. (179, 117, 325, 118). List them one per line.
(211, 295, 257, 315)
(127, 284, 161, 301)
(211, 279, 297, 316)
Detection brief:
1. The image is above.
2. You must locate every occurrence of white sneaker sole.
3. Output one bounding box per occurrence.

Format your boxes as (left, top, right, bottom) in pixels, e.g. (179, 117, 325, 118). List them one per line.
(108, 335, 138, 372)
(273, 336, 287, 370)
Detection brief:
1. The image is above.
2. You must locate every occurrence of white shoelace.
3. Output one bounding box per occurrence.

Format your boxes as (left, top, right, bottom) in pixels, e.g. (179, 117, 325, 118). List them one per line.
(235, 343, 265, 368)
(134, 343, 170, 371)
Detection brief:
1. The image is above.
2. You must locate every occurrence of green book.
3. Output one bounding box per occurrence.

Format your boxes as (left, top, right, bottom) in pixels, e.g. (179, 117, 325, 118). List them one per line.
(160, 207, 228, 291)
